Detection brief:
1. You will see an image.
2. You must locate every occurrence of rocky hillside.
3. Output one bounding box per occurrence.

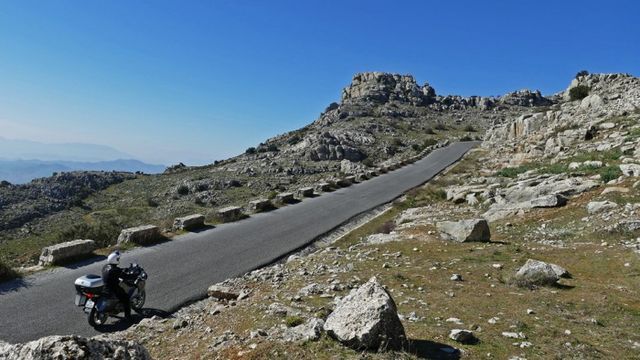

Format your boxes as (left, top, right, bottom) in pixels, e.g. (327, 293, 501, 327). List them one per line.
(0, 72, 550, 268)
(2, 72, 640, 359)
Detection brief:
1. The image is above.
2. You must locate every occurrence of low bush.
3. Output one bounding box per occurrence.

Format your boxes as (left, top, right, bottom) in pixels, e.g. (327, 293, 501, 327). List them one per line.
(496, 165, 532, 178)
(575, 70, 589, 79)
(285, 316, 304, 328)
(245, 147, 256, 155)
(57, 220, 121, 249)
(569, 85, 590, 101)
(376, 220, 396, 234)
(0, 260, 19, 283)
(176, 184, 190, 196)
(422, 138, 438, 147)
(464, 124, 477, 132)
(434, 123, 447, 131)
(599, 166, 622, 183)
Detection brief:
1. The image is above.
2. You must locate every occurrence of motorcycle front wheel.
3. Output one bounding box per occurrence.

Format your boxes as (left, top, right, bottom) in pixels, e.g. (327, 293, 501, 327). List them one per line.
(88, 307, 108, 328)
(131, 289, 146, 312)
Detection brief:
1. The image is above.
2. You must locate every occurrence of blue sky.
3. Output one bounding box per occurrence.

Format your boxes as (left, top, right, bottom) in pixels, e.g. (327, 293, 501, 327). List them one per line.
(0, 1, 638, 165)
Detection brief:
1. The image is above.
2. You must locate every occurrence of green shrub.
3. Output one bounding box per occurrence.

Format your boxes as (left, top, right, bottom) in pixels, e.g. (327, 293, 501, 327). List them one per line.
(176, 184, 189, 195)
(464, 124, 477, 132)
(267, 144, 279, 152)
(287, 135, 302, 145)
(569, 85, 590, 101)
(146, 197, 159, 207)
(460, 135, 474, 142)
(376, 220, 396, 234)
(434, 123, 447, 131)
(0, 260, 19, 283)
(362, 158, 374, 167)
(422, 138, 438, 147)
(285, 316, 304, 327)
(245, 147, 256, 155)
(424, 127, 435, 134)
(57, 220, 121, 248)
(599, 166, 622, 183)
(411, 143, 422, 151)
(496, 165, 531, 178)
(575, 70, 589, 79)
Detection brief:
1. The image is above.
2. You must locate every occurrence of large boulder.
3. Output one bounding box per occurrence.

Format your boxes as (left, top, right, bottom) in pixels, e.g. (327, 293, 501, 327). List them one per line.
(514, 259, 561, 287)
(324, 277, 406, 351)
(38, 239, 96, 266)
(0, 335, 150, 360)
(436, 219, 491, 242)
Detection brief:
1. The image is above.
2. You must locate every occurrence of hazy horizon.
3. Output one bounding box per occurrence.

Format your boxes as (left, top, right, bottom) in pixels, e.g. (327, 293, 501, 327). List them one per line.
(1, 0, 638, 165)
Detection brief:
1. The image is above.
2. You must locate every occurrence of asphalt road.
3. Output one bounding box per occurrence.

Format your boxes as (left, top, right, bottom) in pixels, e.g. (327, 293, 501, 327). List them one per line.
(0, 141, 477, 343)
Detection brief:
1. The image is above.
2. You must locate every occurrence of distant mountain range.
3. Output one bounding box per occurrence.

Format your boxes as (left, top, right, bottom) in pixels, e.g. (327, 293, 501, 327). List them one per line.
(0, 159, 166, 184)
(0, 137, 134, 162)
(0, 137, 165, 183)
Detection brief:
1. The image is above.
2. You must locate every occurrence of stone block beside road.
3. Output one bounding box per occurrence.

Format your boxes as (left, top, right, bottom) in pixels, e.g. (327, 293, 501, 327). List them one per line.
(39, 239, 96, 266)
(117, 225, 161, 245)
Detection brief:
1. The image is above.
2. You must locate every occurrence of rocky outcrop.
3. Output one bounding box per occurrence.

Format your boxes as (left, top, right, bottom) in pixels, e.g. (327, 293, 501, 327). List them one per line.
(38, 239, 96, 266)
(324, 277, 406, 351)
(0, 335, 149, 360)
(117, 225, 160, 245)
(0, 171, 135, 232)
(436, 219, 491, 242)
(341, 72, 435, 106)
(499, 89, 552, 107)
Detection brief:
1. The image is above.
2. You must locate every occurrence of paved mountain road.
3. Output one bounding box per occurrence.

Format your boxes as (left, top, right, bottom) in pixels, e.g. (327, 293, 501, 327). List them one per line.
(0, 142, 478, 343)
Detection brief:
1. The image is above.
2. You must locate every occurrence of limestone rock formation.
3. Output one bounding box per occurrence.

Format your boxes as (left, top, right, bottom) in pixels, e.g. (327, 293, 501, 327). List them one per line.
(0, 335, 150, 360)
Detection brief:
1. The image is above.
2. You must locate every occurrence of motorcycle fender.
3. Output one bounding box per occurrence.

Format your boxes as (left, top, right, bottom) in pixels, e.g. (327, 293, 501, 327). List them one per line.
(96, 298, 108, 312)
(137, 280, 146, 291)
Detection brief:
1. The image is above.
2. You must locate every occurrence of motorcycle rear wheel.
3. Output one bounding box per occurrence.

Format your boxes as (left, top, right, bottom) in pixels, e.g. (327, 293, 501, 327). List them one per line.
(131, 289, 146, 312)
(88, 307, 108, 328)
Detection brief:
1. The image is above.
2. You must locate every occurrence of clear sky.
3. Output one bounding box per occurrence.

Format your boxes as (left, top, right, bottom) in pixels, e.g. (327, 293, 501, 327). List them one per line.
(1, 1, 638, 165)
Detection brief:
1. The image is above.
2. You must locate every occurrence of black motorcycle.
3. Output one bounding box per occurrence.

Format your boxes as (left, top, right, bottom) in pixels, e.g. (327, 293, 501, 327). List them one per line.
(74, 263, 148, 328)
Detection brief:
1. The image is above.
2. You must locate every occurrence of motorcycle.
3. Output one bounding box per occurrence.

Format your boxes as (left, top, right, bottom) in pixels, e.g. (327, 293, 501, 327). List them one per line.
(74, 263, 148, 328)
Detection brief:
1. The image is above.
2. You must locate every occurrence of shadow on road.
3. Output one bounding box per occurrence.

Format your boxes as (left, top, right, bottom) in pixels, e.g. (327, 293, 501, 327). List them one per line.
(63, 255, 107, 269)
(0, 277, 30, 295)
(189, 225, 216, 233)
(93, 308, 173, 333)
(405, 339, 461, 359)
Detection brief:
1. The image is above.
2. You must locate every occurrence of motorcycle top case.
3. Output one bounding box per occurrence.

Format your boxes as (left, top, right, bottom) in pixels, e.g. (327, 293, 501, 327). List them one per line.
(74, 274, 104, 293)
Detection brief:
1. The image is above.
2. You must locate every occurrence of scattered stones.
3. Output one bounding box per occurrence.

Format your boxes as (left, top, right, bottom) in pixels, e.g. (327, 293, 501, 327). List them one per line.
(436, 219, 491, 242)
(324, 277, 406, 351)
(117, 225, 161, 245)
(38, 239, 96, 266)
(502, 332, 527, 339)
(620, 164, 640, 177)
(173, 214, 205, 231)
(282, 318, 325, 342)
(450, 274, 463, 281)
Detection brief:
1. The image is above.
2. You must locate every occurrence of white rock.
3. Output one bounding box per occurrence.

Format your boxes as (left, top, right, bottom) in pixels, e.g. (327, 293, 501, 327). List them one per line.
(324, 277, 405, 350)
